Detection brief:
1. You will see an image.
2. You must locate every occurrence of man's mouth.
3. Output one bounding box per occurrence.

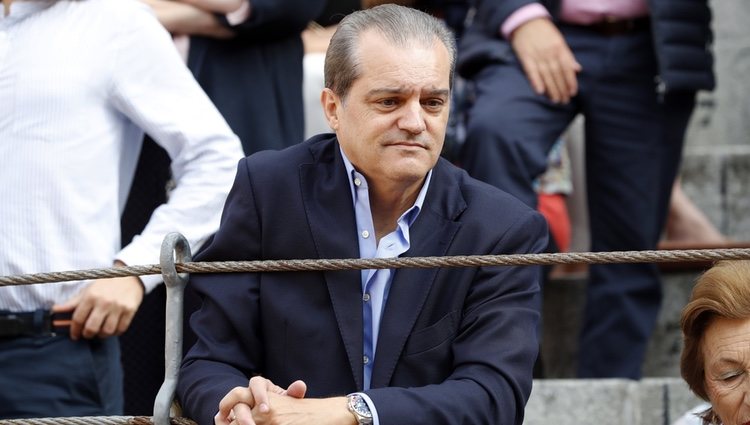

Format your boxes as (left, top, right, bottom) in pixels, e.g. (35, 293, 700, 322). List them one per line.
(387, 141, 427, 149)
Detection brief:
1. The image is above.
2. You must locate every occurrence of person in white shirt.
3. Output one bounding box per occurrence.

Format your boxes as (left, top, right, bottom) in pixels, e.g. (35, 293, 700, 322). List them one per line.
(0, 0, 243, 418)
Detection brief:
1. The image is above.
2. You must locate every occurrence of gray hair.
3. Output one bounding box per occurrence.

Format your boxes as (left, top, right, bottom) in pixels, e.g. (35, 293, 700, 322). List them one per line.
(324, 4, 457, 99)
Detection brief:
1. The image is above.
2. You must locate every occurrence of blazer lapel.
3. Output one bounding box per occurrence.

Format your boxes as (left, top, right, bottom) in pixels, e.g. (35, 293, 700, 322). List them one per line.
(370, 161, 466, 388)
(300, 138, 365, 390)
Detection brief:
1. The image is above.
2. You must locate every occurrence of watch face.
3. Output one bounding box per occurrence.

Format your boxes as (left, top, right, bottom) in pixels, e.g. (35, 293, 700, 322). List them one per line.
(348, 394, 373, 422)
(352, 396, 372, 417)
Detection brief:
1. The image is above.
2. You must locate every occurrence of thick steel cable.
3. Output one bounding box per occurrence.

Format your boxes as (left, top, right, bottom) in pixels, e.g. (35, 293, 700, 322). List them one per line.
(3, 247, 749, 425)
(2, 248, 750, 287)
(0, 417, 196, 425)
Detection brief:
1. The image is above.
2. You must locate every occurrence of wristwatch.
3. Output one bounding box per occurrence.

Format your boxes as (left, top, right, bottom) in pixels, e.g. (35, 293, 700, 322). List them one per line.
(347, 394, 373, 424)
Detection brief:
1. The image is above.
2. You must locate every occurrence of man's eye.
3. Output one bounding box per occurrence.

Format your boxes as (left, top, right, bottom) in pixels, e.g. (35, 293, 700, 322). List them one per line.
(422, 99, 445, 110)
(379, 99, 398, 107)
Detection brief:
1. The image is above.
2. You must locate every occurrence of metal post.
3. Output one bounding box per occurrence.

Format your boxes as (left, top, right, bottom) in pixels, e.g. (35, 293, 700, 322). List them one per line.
(153, 233, 192, 425)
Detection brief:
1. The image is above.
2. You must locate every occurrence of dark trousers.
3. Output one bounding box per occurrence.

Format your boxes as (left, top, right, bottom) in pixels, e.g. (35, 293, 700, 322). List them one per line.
(0, 335, 123, 418)
(459, 24, 696, 379)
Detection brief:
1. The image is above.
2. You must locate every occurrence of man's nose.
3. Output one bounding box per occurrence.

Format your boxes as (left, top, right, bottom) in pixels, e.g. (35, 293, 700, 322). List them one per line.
(398, 101, 427, 134)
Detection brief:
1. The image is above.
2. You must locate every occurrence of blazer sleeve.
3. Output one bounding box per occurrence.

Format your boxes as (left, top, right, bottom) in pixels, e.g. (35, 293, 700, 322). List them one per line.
(177, 159, 266, 425)
(366, 208, 548, 425)
(217, 0, 326, 40)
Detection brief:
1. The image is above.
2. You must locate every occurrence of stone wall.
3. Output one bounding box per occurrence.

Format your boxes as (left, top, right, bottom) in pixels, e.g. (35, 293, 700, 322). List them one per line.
(682, 0, 750, 240)
(525, 378, 705, 425)
(685, 0, 750, 151)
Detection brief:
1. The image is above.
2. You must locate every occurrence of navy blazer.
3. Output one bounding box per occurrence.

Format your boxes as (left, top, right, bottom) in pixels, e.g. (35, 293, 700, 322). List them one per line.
(177, 134, 548, 425)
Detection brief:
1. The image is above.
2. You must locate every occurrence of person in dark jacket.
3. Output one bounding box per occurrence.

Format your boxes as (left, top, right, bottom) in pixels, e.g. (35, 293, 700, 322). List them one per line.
(146, 0, 326, 154)
(455, 0, 714, 379)
(190, 0, 326, 154)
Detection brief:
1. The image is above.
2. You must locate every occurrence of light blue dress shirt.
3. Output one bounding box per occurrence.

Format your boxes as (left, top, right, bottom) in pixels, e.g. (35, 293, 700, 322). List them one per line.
(340, 148, 432, 423)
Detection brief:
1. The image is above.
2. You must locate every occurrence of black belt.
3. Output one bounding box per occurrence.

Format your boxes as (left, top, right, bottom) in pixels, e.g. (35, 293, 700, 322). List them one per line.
(568, 17, 650, 36)
(0, 310, 70, 338)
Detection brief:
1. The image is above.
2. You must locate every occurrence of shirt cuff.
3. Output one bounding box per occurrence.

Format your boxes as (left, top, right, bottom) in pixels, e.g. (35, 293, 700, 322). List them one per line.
(226, 0, 251, 26)
(354, 392, 380, 425)
(116, 242, 164, 293)
(137, 273, 164, 293)
(501, 3, 551, 39)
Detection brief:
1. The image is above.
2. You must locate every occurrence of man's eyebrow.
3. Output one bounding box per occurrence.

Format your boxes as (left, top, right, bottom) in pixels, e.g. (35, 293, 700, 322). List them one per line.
(366, 88, 451, 97)
(424, 89, 451, 97)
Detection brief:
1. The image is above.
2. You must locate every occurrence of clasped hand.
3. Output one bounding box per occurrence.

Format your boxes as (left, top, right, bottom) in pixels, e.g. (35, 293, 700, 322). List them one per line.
(216, 377, 355, 425)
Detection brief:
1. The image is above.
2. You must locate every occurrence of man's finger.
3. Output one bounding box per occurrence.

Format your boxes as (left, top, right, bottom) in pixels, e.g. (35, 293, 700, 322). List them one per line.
(218, 387, 254, 421)
(70, 299, 93, 340)
(81, 306, 107, 339)
(52, 295, 81, 339)
(285, 380, 307, 399)
(537, 61, 564, 103)
(518, 56, 545, 95)
(214, 410, 230, 425)
(562, 55, 582, 97)
(248, 376, 274, 413)
(232, 403, 255, 425)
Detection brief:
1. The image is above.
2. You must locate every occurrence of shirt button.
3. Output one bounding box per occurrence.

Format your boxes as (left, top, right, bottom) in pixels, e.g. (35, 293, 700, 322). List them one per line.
(363, 355, 370, 365)
(363, 293, 370, 302)
(354, 177, 362, 186)
(361, 230, 370, 238)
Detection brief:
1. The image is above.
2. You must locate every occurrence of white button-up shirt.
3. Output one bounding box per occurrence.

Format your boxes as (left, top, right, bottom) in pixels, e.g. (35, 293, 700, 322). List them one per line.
(0, 0, 244, 310)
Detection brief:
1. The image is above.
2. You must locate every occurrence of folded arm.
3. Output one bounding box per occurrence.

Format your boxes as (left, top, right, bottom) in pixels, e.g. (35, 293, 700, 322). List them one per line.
(141, 0, 235, 38)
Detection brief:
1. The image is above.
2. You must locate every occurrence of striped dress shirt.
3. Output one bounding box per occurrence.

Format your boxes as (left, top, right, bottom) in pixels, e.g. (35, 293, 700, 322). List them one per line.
(0, 0, 244, 311)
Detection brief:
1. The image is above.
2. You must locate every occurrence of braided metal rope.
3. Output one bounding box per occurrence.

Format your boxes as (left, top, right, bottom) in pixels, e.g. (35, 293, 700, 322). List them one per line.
(2, 247, 749, 425)
(2, 248, 750, 287)
(0, 417, 196, 425)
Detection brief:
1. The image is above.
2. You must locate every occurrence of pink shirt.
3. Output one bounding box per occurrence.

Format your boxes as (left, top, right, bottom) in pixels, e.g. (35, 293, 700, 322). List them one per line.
(501, 0, 649, 39)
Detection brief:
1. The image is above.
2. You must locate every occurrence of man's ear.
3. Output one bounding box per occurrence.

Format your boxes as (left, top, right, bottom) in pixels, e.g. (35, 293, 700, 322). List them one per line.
(321, 88, 340, 131)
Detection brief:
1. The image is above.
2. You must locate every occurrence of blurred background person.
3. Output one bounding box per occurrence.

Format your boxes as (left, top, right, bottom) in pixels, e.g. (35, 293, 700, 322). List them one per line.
(145, 0, 325, 154)
(456, 0, 715, 379)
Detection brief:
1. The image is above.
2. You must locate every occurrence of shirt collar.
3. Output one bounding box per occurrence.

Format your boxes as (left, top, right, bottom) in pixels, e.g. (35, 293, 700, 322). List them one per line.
(339, 145, 431, 226)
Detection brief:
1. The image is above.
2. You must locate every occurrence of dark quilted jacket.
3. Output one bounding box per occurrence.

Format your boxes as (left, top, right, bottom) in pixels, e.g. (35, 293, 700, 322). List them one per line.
(458, 0, 715, 92)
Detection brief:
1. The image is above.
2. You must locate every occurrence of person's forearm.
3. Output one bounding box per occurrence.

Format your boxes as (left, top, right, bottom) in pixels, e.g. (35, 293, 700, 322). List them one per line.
(144, 0, 234, 38)
(177, 0, 244, 15)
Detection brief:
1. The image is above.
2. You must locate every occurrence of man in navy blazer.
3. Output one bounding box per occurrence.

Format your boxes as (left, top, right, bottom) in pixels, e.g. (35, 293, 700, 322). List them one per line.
(177, 5, 548, 425)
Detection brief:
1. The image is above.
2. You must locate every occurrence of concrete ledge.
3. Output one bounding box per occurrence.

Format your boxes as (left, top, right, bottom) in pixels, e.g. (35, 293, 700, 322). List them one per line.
(526, 378, 703, 425)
